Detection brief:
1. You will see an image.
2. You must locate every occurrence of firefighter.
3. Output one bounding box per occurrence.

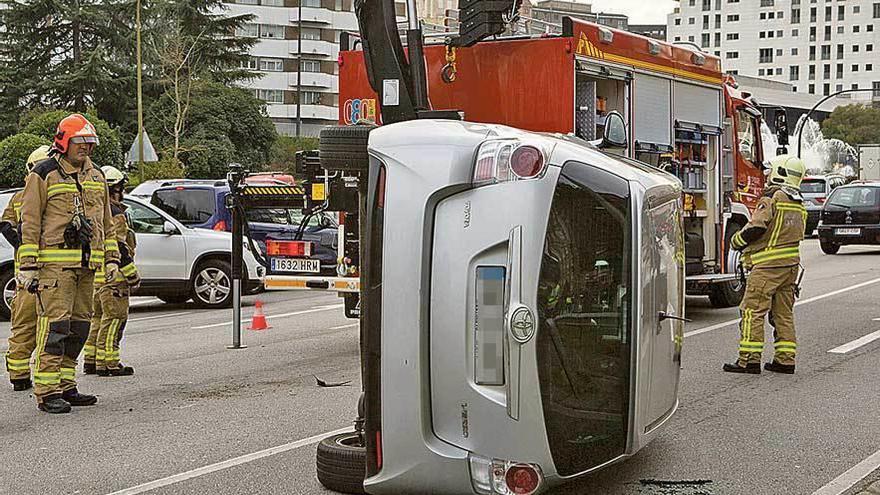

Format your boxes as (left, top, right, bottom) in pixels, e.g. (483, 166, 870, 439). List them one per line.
(724, 154, 806, 375)
(17, 113, 119, 413)
(2, 145, 51, 391)
(84, 166, 138, 377)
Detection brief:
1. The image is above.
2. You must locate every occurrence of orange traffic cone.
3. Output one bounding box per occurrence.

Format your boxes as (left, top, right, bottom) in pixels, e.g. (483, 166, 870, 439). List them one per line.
(248, 300, 271, 330)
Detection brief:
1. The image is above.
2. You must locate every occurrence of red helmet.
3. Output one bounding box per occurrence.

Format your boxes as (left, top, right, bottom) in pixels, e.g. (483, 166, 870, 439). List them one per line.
(53, 113, 100, 154)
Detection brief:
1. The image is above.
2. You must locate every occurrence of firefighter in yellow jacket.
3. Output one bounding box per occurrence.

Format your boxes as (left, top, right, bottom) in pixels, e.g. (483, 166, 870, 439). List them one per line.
(2, 146, 51, 391)
(724, 155, 806, 375)
(17, 114, 120, 413)
(84, 166, 139, 376)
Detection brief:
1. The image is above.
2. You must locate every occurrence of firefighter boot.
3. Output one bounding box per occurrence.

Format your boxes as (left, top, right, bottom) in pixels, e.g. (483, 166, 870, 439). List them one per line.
(722, 362, 761, 374)
(83, 363, 96, 374)
(11, 378, 33, 391)
(61, 387, 98, 406)
(38, 394, 72, 414)
(97, 364, 134, 377)
(764, 362, 796, 374)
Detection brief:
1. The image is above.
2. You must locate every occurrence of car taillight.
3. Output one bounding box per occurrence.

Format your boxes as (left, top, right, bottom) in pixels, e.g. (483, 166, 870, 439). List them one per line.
(469, 455, 543, 495)
(815, 197, 826, 204)
(213, 220, 227, 231)
(473, 140, 549, 185)
(266, 240, 312, 257)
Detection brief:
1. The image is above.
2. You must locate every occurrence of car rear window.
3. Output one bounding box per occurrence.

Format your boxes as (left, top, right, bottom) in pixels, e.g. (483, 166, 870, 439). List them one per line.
(828, 187, 880, 207)
(152, 189, 216, 225)
(245, 208, 295, 225)
(800, 180, 826, 194)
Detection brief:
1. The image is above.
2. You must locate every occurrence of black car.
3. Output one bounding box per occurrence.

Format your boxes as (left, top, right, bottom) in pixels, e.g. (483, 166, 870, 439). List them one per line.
(817, 181, 880, 254)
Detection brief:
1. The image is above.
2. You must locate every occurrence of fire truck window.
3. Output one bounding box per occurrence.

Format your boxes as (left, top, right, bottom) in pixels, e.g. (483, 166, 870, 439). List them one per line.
(536, 161, 631, 476)
(736, 109, 760, 166)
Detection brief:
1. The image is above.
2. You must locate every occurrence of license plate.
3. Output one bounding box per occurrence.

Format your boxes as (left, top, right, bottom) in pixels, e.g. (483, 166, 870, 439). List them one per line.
(270, 257, 320, 273)
(834, 228, 861, 236)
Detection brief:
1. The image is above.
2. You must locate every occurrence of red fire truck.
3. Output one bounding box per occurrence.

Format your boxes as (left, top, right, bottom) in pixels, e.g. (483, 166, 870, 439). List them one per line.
(335, 17, 778, 307)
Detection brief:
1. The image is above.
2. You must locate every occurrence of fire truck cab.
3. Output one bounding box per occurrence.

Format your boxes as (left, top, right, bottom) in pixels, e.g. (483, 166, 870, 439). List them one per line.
(338, 17, 771, 307)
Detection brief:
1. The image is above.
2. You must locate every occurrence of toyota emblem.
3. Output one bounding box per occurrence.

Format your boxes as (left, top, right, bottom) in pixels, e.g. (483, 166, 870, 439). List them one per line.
(510, 307, 535, 343)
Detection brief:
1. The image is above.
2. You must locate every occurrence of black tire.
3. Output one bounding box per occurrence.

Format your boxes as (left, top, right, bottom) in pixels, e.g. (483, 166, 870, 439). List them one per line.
(158, 294, 191, 304)
(320, 125, 375, 172)
(316, 432, 366, 494)
(0, 268, 14, 320)
(820, 239, 840, 255)
(190, 259, 233, 309)
(711, 222, 746, 308)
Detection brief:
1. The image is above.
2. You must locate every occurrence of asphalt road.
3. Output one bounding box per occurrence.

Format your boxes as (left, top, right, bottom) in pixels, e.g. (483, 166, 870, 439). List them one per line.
(1, 239, 878, 495)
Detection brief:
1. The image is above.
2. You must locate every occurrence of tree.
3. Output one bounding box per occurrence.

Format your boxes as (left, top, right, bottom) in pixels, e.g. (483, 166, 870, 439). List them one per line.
(147, 81, 277, 178)
(21, 109, 125, 169)
(0, 133, 52, 188)
(270, 136, 320, 175)
(821, 105, 880, 145)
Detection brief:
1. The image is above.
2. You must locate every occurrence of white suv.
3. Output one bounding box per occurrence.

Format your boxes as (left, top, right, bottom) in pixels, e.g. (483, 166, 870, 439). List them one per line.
(0, 193, 265, 319)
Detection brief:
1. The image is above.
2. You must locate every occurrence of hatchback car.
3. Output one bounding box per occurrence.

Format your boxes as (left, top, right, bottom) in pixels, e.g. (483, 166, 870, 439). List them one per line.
(801, 174, 847, 235)
(818, 181, 880, 254)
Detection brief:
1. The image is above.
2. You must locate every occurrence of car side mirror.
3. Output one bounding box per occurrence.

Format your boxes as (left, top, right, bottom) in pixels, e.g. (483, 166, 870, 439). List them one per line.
(600, 111, 628, 149)
(774, 109, 789, 146)
(162, 221, 179, 235)
(740, 141, 754, 162)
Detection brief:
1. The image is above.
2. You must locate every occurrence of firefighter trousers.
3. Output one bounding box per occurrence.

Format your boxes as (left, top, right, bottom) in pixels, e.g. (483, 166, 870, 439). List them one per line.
(5, 287, 37, 381)
(737, 265, 799, 367)
(86, 283, 129, 371)
(33, 265, 95, 401)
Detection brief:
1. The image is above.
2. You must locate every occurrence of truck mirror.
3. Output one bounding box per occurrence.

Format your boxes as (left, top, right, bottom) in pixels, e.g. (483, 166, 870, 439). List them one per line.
(774, 109, 789, 146)
(601, 111, 628, 149)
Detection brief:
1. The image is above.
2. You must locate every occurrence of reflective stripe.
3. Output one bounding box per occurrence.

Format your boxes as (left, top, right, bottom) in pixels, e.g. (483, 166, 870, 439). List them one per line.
(121, 263, 138, 276)
(82, 181, 105, 192)
(60, 367, 76, 381)
(769, 207, 785, 248)
(774, 341, 797, 354)
(105, 239, 119, 252)
(18, 244, 38, 258)
(6, 355, 31, 372)
(731, 231, 746, 249)
(47, 183, 79, 197)
(38, 249, 83, 263)
(750, 246, 800, 264)
(33, 372, 60, 386)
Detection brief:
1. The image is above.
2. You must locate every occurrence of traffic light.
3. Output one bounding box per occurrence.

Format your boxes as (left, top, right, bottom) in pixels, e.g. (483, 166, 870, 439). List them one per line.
(452, 0, 521, 47)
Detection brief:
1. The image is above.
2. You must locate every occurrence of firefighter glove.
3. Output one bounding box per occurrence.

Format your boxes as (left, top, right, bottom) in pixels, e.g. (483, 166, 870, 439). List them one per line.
(104, 262, 120, 284)
(16, 268, 37, 291)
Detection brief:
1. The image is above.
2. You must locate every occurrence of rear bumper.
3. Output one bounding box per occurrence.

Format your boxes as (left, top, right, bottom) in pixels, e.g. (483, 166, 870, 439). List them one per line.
(818, 225, 880, 245)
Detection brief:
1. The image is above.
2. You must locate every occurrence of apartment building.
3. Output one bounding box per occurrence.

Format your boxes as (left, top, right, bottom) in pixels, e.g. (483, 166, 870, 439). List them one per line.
(667, 0, 880, 102)
(528, 0, 628, 29)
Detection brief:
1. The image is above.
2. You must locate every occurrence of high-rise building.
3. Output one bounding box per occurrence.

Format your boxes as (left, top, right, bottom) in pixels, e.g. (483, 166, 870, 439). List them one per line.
(528, 0, 628, 30)
(667, 0, 880, 103)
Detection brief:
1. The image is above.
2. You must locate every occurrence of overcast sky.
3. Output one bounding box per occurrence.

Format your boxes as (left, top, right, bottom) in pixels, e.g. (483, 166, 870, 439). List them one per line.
(587, 0, 677, 24)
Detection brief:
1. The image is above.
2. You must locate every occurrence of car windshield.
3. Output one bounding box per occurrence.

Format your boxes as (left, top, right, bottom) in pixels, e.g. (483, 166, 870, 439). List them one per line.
(828, 187, 880, 207)
(245, 208, 296, 225)
(291, 211, 337, 229)
(152, 189, 216, 225)
(800, 180, 826, 194)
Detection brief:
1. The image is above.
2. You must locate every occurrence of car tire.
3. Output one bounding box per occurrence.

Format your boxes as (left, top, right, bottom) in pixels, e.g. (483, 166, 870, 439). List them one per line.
(319, 125, 375, 172)
(158, 294, 191, 305)
(191, 259, 233, 309)
(711, 222, 746, 308)
(820, 239, 840, 255)
(316, 432, 366, 494)
(0, 268, 15, 321)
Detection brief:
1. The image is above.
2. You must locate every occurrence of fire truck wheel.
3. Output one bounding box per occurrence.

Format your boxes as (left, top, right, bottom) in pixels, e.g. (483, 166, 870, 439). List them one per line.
(319, 125, 376, 172)
(316, 432, 366, 494)
(711, 222, 746, 308)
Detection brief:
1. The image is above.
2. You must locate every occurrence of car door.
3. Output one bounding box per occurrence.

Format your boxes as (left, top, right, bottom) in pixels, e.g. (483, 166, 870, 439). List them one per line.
(124, 200, 187, 281)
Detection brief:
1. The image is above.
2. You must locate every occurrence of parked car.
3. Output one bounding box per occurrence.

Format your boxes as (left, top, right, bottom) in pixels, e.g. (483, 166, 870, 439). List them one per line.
(129, 179, 221, 199)
(801, 174, 847, 235)
(0, 192, 265, 319)
(818, 181, 880, 254)
(149, 182, 339, 275)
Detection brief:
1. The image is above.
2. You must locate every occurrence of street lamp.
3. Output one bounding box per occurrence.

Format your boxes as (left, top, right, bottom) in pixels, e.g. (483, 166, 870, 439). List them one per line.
(136, 0, 145, 181)
(796, 88, 878, 157)
(296, 0, 302, 138)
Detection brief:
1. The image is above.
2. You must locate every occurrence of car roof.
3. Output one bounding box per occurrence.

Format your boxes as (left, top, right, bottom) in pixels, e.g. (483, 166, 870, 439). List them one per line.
(840, 180, 880, 187)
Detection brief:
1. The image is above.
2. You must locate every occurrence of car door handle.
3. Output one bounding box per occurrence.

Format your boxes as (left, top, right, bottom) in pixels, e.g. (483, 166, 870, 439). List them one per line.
(659, 311, 691, 323)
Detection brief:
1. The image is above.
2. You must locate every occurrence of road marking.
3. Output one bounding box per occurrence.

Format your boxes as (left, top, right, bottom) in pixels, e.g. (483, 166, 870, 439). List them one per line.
(331, 323, 359, 330)
(828, 329, 880, 354)
(191, 304, 344, 330)
(811, 447, 880, 495)
(684, 277, 880, 338)
(129, 298, 161, 308)
(106, 426, 351, 495)
(129, 312, 192, 323)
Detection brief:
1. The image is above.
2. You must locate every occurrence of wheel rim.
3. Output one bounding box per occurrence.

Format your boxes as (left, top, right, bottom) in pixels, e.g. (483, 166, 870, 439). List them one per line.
(194, 267, 230, 305)
(726, 248, 744, 292)
(3, 277, 15, 314)
(335, 433, 365, 449)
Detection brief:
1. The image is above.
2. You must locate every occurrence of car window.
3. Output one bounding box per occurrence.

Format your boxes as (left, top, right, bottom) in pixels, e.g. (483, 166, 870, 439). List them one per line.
(246, 208, 295, 225)
(127, 202, 167, 234)
(800, 180, 826, 194)
(152, 189, 216, 225)
(829, 187, 880, 207)
(291, 211, 336, 229)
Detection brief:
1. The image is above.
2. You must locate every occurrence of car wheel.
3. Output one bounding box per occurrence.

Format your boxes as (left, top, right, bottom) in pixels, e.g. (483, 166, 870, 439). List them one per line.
(820, 239, 840, 255)
(319, 125, 375, 172)
(158, 294, 191, 304)
(0, 269, 15, 321)
(316, 432, 366, 494)
(191, 259, 233, 309)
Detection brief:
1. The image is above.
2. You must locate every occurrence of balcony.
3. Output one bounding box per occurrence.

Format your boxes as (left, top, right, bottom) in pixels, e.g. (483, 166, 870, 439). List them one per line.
(291, 39, 334, 57)
(295, 72, 336, 89)
(265, 104, 338, 121)
(291, 7, 333, 24)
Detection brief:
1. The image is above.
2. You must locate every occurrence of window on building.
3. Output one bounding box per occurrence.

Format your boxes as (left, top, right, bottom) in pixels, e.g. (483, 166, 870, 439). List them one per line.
(778, 10, 784, 18)
(868, 24, 875, 32)
(758, 68, 765, 76)
(715, 14, 722, 28)
(837, 44, 844, 59)
(810, 46, 816, 60)
(824, 64, 831, 78)
(810, 7, 817, 22)
(727, 51, 739, 59)
(854, 25, 860, 33)
(792, 8, 801, 22)
(238, 0, 258, 4)
(873, 81, 880, 98)
(809, 64, 816, 79)
(838, 5, 845, 20)
(302, 0, 322, 6)
(852, 83, 859, 90)
(821, 45, 831, 60)
(689, 17, 695, 24)
(838, 26, 844, 34)
(854, 45, 860, 52)
(825, 5, 831, 21)
(777, 30, 783, 37)
(675, 18, 681, 25)
(301, 59, 321, 72)
(727, 14, 740, 21)
(689, 0, 695, 6)
(759, 48, 774, 63)
(760, 12, 767, 20)
(674, 36, 681, 41)
(776, 68, 783, 75)
(823, 83, 830, 96)
(836, 63, 844, 78)
(302, 91, 322, 105)
(701, 33, 710, 48)
(689, 35, 695, 42)
(836, 84, 843, 92)
(260, 24, 285, 39)
(241, 57, 258, 70)
(874, 3, 880, 18)
(824, 25, 831, 40)
(703, 15, 710, 29)
(769, 12, 776, 19)
(760, 0, 774, 6)
(790, 65, 800, 80)
(776, 48, 783, 56)
(869, 44, 875, 52)
(300, 27, 322, 40)
(792, 47, 799, 55)
(262, 0, 284, 5)
(715, 32, 721, 46)
(760, 31, 767, 38)
(853, 5, 860, 14)
(235, 24, 259, 38)
(259, 58, 283, 71)
(810, 26, 817, 41)
(715, 51, 721, 57)
(255, 89, 284, 104)
(868, 64, 874, 71)
(853, 64, 859, 72)
(809, 83, 815, 94)
(727, 33, 739, 40)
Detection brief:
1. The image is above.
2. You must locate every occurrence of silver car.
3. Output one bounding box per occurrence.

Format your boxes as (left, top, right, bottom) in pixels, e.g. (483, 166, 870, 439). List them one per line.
(357, 120, 685, 494)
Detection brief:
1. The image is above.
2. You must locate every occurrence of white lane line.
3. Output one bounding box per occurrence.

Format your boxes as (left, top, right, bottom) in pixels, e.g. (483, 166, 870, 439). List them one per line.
(811, 448, 880, 495)
(106, 426, 351, 495)
(828, 329, 880, 354)
(129, 312, 192, 323)
(129, 298, 161, 308)
(191, 304, 344, 330)
(331, 323, 359, 330)
(684, 277, 880, 338)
